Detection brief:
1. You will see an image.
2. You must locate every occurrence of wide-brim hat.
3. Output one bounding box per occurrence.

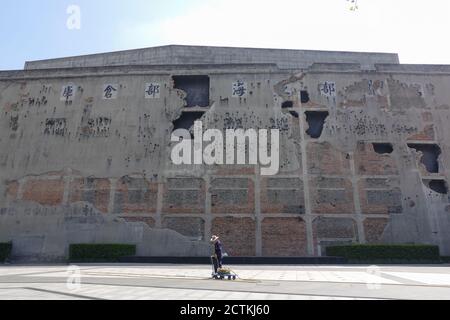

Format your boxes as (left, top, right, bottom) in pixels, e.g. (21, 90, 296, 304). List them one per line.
(210, 235, 219, 242)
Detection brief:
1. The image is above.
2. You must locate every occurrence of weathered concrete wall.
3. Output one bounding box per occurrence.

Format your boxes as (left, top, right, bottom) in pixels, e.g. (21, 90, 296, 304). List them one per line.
(24, 45, 399, 70)
(1, 52, 450, 260)
(0, 202, 210, 262)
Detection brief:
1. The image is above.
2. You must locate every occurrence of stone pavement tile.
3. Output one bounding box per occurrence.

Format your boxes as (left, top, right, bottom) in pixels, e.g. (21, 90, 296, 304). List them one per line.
(0, 282, 381, 300)
(0, 287, 85, 300)
(383, 272, 450, 286)
(11, 266, 409, 286)
(0, 266, 69, 277)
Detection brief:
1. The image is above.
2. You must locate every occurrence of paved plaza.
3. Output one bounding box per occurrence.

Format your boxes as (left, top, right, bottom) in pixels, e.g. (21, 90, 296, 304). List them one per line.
(0, 264, 449, 300)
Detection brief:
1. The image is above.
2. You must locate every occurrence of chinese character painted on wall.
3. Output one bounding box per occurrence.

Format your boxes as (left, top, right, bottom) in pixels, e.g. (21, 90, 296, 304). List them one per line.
(232, 80, 247, 98)
(60, 84, 75, 101)
(103, 84, 118, 99)
(319, 81, 336, 97)
(145, 83, 161, 99)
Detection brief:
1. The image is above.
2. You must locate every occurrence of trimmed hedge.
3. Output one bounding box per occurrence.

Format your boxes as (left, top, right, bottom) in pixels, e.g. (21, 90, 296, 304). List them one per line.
(0, 242, 12, 263)
(326, 244, 440, 263)
(69, 244, 136, 262)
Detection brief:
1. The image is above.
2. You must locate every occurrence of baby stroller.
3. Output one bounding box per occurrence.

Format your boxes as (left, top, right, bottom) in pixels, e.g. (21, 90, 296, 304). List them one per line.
(210, 255, 238, 280)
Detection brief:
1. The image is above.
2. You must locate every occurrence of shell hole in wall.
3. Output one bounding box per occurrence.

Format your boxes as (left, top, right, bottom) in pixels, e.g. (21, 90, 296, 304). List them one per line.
(172, 111, 205, 138)
(281, 101, 293, 109)
(372, 143, 394, 154)
(426, 179, 448, 194)
(289, 111, 299, 118)
(305, 111, 329, 139)
(407, 144, 441, 174)
(300, 90, 310, 104)
(173, 75, 210, 108)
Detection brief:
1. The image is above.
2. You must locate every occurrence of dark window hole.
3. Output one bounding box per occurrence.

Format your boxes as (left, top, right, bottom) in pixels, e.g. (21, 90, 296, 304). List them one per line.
(427, 180, 448, 195)
(305, 111, 329, 139)
(173, 75, 210, 108)
(407, 144, 441, 174)
(289, 111, 299, 118)
(282, 101, 293, 109)
(373, 143, 394, 154)
(172, 112, 205, 138)
(301, 90, 310, 104)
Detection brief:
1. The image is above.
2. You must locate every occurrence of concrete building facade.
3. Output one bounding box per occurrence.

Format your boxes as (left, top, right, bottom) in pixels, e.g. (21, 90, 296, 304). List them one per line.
(1, 45, 449, 261)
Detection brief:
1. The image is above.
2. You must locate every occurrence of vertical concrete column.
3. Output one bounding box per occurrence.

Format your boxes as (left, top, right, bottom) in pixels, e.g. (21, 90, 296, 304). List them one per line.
(255, 168, 262, 257)
(155, 178, 163, 228)
(349, 152, 366, 243)
(299, 110, 314, 255)
(108, 178, 117, 214)
(204, 175, 212, 242)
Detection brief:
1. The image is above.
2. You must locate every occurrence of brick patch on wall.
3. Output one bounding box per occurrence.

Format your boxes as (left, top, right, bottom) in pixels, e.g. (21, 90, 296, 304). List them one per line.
(260, 177, 304, 214)
(262, 217, 307, 256)
(163, 178, 205, 214)
(310, 177, 354, 214)
(114, 176, 158, 214)
(355, 142, 398, 175)
(211, 178, 255, 214)
(162, 216, 205, 240)
(22, 179, 65, 206)
(211, 216, 256, 256)
(307, 142, 350, 175)
(364, 217, 389, 243)
(69, 178, 110, 213)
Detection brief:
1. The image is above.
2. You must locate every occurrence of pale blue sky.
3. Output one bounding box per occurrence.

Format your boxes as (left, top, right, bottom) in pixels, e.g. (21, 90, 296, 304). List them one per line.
(1, 0, 450, 70)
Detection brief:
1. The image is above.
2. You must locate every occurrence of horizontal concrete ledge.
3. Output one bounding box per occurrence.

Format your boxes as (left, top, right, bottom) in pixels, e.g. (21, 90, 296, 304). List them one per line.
(118, 256, 347, 265)
(0, 63, 281, 79)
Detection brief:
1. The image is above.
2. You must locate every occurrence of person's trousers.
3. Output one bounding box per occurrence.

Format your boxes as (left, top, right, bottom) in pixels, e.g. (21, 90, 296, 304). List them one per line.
(212, 255, 223, 273)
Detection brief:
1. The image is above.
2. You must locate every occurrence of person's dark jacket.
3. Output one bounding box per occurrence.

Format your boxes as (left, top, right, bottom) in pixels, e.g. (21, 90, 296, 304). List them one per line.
(214, 240, 223, 258)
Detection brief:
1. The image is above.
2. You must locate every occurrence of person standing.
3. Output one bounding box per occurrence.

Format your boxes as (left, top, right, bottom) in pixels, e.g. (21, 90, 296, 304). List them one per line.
(210, 235, 223, 273)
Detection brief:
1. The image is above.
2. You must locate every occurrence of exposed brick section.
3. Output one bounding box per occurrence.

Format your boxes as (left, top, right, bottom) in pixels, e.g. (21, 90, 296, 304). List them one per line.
(310, 177, 354, 213)
(69, 178, 110, 213)
(22, 179, 65, 206)
(359, 178, 403, 214)
(114, 176, 158, 214)
(211, 178, 254, 214)
(214, 165, 256, 176)
(312, 217, 357, 255)
(355, 142, 398, 175)
(163, 178, 205, 214)
(422, 112, 433, 122)
(6, 180, 19, 200)
(122, 216, 155, 228)
(260, 177, 304, 214)
(212, 217, 256, 256)
(364, 218, 389, 243)
(307, 142, 350, 175)
(162, 216, 205, 240)
(407, 124, 435, 141)
(313, 217, 357, 239)
(262, 217, 307, 256)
